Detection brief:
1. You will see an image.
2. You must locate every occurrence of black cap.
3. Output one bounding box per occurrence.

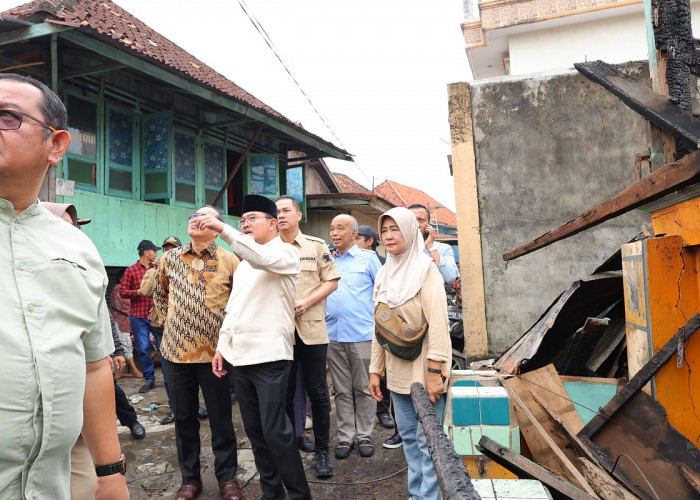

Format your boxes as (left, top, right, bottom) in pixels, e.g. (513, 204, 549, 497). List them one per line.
(137, 239, 161, 252)
(162, 235, 182, 247)
(242, 194, 277, 219)
(357, 225, 378, 242)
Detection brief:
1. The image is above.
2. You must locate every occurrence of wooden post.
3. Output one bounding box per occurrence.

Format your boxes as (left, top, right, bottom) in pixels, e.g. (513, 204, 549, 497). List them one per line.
(409, 383, 480, 500)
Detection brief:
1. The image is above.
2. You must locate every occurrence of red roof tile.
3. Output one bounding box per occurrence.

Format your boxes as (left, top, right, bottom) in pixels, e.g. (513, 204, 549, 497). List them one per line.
(333, 172, 371, 194)
(0, 0, 342, 152)
(373, 180, 457, 227)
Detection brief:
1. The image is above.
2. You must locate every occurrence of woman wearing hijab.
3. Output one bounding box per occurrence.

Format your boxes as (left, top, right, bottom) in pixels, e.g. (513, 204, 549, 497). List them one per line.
(369, 207, 451, 500)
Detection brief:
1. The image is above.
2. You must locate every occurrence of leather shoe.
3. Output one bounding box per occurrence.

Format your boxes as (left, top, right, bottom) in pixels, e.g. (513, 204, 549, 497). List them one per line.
(219, 479, 243, 500)
(175, 481, 202, 500)
(335, 441, 353, 459)
(315, 450, 333, 478)
(296, 435, 314, 453)
(129, 421, 146, 439)
(139, 380, 155, 393)
(197, 406, 208, 419)
(358, 439, 374, 457)
(378, 412, 395, 429)
(160, 412, 175, 425)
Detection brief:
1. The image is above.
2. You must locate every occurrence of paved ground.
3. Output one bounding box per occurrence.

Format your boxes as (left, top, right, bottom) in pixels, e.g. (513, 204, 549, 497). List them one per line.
(117, 372, 411, 499)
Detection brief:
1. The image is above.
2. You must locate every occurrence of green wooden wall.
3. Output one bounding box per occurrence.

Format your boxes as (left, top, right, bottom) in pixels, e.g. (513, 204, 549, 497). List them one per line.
(58, 191, 240, 267)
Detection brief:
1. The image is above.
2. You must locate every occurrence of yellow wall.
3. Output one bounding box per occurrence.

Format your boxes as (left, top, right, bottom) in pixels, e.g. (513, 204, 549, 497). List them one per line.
(449, 82, 488, 356)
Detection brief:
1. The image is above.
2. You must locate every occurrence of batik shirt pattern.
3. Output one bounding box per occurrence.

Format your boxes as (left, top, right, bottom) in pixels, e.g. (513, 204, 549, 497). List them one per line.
(154, 242, 239, 363)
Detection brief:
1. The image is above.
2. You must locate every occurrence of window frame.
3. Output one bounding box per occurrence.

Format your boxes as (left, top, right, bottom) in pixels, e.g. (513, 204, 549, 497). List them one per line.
(105, 103, 140, 199)
(62, 89, 103, 193)
(141, 110, 173, 201)
(172, 128, 198, 208)
(202, 137, 227, 212)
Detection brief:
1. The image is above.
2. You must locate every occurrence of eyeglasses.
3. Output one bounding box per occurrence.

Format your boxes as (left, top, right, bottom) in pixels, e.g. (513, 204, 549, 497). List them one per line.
(188, 213, 202, 220)
(0, 109, 56, 132)
(240, 214, 273, 226)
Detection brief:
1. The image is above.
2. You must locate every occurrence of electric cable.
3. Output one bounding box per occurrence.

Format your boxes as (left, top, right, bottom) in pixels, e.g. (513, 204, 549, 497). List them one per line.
(236, 0, 374, 187)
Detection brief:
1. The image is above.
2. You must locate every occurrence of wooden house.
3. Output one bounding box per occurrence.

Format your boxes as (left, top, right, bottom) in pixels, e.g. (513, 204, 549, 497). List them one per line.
(0, 0, 350, 268)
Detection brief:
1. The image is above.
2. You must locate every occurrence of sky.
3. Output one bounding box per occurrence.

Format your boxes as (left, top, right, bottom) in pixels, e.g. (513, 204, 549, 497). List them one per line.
(3, 0, 472, 211)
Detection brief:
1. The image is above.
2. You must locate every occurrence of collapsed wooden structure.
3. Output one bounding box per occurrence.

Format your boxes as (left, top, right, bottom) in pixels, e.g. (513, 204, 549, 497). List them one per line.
(447, 0, 700, 497)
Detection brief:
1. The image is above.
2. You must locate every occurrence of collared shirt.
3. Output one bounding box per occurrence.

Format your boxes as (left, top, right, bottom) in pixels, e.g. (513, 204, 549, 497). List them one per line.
(217, 225, 300, 366)
(0, 199, 114, 498)
(290, 231, 340, 345)
(428, 241, 459, 283)
(326, 244, 382, 343)
(120, 260, 153, 318)
(154, 242, 239, 363)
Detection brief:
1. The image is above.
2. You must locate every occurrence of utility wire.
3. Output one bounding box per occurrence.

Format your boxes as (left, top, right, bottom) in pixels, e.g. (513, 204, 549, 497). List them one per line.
(236, 0, 374, 187)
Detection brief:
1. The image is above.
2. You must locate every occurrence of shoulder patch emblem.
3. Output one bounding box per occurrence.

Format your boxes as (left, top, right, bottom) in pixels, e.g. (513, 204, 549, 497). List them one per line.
(322, 253, 332, 263)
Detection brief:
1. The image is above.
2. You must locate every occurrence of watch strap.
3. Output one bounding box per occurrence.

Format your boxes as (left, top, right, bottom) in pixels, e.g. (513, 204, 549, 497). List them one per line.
(426, 367, 442, 374)
(95, 454, 126, 477)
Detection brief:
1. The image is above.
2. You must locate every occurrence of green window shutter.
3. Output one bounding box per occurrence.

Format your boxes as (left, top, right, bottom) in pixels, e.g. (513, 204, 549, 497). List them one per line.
(245, 153, 279, 198)
(203, 139, 226, 211)
(64, 92, 101, 192)
(142, 111, 172, 200)
(173, 130, 197, 207)
(106, 105, 139, 199)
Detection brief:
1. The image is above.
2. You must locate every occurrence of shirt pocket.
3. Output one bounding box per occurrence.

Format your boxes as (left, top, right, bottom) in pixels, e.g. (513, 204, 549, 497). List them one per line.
(298, 260, 318, 286)
(345, 263, 370, 287)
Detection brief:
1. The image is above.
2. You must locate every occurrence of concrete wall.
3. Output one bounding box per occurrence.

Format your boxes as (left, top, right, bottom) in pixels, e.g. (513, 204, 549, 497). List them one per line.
(454, 61, 652, 354)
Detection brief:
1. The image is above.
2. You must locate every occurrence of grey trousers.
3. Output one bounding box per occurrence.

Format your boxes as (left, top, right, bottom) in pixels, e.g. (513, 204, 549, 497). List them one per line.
(327, 340, 375, 443)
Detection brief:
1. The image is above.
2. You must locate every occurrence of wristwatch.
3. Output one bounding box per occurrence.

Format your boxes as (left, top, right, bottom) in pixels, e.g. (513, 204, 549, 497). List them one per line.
(95, 454, 126, 477)
(427, 367, 442, 374)
(429, 246, 438, 252)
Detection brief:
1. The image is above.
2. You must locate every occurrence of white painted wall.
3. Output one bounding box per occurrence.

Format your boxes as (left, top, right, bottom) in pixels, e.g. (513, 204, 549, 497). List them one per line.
(508, 5, 700, 76)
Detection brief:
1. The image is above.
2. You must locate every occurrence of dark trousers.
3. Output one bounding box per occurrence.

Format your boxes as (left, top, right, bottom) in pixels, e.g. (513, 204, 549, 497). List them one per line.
(285, 333, 331, 451)
(234, 360, 311, 500)
(114, 381, 137, 427)
(162, 358, 238, 484)
(377, 375, 391, 416)
(151, 327, 172, 408)
(130, 316, 155, 382)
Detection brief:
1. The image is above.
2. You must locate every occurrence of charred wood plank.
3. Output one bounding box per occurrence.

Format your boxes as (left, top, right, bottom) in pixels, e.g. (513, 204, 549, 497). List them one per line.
(575, 60, 700, 147)
(579, 313, 700, 439)
(577, 458, 638, 500)
(503, 150, 700, 261)
(501, 375, 596, 496)
(476, 436, 597, 500)
(533, 392, 654, 500)
(409, 382, 480, 500)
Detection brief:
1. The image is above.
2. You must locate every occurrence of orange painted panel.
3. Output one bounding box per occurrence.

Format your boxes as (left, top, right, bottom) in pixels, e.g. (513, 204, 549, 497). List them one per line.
(645, 236, 700, 446)
(463, 456, 518, 479)
(651, 197, 700, 246)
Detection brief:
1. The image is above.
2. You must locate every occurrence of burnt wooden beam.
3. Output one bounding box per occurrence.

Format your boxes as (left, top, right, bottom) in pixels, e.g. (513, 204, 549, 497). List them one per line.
(476, 436, 597, 500)
(575, 60, 700, 148)
(503, 149, 700, 261)
(409, 383, 480, 500)
(579, 313, 700, 439)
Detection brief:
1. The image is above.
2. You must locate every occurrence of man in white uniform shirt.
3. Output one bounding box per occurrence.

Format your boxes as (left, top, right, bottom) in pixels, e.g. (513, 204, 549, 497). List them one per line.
(197, 194, 312, 500)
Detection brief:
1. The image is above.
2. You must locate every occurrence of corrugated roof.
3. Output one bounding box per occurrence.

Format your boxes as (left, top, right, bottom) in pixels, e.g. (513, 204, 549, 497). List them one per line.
(0, 0, 345, 155)
(373, 179, 457, 227)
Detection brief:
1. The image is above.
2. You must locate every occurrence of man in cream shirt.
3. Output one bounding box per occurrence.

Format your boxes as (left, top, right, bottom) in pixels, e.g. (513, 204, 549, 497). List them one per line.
(196, 194, 311, 500)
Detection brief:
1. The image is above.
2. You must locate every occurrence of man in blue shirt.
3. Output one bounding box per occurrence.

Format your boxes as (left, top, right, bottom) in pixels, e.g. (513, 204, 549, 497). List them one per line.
(409, 204, 459, 283)
(326, 214, 382, 460)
